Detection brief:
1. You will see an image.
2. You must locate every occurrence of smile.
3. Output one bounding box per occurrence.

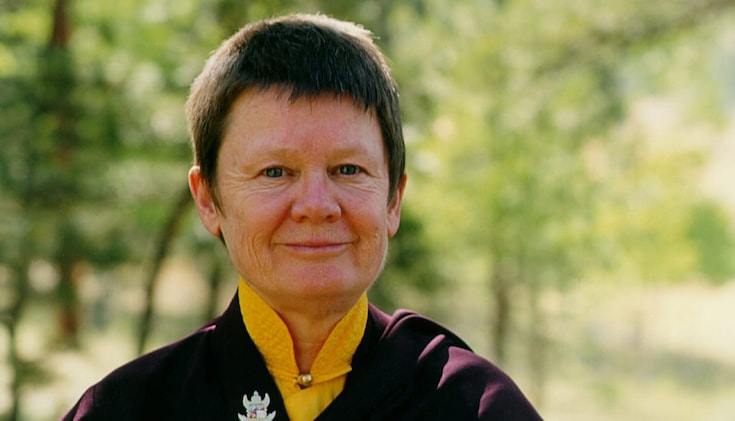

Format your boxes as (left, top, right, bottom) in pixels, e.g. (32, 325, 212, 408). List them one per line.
(282, 241, 350, 256)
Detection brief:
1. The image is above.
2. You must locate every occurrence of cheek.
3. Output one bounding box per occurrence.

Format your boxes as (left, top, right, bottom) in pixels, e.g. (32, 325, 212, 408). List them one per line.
(354, 206, 391, 253)
(359, 230, 389, 282)
(225, 215, 260, 248)
(221, 204, 280, 258)
(222, 220, 269, 279)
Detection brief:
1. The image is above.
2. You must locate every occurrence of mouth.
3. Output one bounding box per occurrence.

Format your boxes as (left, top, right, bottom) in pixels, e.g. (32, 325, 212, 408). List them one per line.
(282, 241, 350, 256)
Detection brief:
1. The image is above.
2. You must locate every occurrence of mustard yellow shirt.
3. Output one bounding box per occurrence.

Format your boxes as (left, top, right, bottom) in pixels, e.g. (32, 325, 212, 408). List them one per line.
(238, 278, 367, 421)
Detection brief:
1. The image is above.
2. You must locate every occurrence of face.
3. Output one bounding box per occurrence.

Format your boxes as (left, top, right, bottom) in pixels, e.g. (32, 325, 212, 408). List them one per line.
(189, 89, 405, 315)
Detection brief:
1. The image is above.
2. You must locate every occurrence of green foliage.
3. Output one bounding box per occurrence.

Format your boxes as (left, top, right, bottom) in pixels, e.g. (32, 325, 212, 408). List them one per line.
(2, 0, 735, 419)
(687, 202, 735, 284)
(372, 208, 445, 314)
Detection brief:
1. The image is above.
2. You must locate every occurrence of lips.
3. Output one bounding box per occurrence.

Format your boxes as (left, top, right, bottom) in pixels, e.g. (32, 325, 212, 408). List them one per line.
(280, 239, 352, 256)
(287, 241, 348, 249)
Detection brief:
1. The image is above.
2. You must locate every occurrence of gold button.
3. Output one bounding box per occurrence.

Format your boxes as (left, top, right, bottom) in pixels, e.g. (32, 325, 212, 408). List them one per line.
(297, 373, 313, 387)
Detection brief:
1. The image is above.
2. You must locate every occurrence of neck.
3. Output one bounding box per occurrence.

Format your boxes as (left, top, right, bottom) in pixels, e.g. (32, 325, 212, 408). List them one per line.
(277, 308, 344, 373)
(238, 279, 366, 374)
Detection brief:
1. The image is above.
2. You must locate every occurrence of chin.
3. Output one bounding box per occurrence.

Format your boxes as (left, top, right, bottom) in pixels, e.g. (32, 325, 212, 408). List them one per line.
(290, 274, 369, 301)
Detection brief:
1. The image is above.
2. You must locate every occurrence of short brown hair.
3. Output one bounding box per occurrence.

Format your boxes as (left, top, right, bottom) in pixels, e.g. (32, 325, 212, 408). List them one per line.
(186, 14, 405, 207)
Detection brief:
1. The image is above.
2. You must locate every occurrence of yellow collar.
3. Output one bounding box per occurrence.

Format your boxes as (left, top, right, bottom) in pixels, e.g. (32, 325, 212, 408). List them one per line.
(238, 278, 368, 392)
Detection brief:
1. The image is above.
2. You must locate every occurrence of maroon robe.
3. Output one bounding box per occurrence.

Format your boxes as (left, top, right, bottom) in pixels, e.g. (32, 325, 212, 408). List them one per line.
(61, 291, 543, 420)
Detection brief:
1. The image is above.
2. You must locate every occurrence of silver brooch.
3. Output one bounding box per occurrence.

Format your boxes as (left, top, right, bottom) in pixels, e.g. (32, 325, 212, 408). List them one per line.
(237, 391, 276, 421)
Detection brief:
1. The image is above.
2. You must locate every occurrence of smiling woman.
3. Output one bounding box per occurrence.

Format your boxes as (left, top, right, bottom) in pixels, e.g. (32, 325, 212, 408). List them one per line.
(59, 13, 543, 421)
(189, 90, 403, 336)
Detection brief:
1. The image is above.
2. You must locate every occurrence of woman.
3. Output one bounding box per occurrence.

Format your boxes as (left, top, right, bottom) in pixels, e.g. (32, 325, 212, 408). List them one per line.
(61, 14, 543, 421)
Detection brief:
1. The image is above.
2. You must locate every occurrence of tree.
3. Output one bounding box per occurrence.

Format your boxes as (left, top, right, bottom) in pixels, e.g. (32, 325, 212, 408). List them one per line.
(388, 0, 735, 404)
(2, 1, 734, 419)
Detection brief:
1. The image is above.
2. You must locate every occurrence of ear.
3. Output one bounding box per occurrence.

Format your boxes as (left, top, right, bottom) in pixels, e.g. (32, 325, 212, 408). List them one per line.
(387, 173, 407, 238)
(188, 166, 221, 237)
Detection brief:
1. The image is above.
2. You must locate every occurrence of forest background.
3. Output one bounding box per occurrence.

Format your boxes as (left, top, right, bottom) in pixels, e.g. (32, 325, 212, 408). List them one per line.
(2, 0, 735, 420)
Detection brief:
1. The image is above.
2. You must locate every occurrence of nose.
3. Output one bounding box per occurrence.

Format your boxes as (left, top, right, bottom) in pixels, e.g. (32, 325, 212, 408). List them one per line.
(290, 172, 341, 223)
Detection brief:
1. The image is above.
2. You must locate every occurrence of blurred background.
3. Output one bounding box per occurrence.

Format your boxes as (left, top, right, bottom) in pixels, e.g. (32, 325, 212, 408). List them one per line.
(2, 0, 735, 420)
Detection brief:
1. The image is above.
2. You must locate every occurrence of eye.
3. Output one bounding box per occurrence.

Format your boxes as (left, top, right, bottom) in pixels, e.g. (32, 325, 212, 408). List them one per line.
(338, 165, 360, 175)
(263, 167, 284, 178)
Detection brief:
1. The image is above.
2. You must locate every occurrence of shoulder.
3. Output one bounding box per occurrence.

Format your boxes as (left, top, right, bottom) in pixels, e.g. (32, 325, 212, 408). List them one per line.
(369, 305, 543, 420)
(60, 322, 219, 421)
(373, 306, 498, 380)
(104, 322, 218, 385)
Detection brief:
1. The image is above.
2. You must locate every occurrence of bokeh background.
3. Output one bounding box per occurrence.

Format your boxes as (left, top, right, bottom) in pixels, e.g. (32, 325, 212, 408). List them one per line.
(2, 1, 735, 420)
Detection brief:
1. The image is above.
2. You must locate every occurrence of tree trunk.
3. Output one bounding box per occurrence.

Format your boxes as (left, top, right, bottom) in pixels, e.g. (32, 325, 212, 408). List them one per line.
(204, 257, 224, 322)
(7, 256, 31, 421)
(526, 284, 547, 406)
(137, 186, 192, 355)
(47, 0, 82, 348)
(490, 257, 512, 364)
(56, 238, 81, 346)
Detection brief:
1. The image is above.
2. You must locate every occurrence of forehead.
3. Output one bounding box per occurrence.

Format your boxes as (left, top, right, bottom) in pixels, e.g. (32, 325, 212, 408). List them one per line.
(226, 86, 376, 123)
(221, 88, 383, 153)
